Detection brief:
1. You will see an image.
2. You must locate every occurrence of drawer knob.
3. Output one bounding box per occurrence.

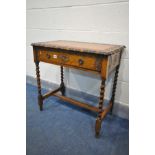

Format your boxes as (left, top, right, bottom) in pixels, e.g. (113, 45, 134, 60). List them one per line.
(46, 53, 51, 59)
(78, 59, 84, 65)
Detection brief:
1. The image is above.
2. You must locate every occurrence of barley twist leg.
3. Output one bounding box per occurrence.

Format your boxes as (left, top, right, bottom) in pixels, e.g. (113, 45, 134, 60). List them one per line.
(35, 61, 43, 111)
(110, 65, 120, 113)
(95, 79, 105, 137)
(60, 66, 65, 95)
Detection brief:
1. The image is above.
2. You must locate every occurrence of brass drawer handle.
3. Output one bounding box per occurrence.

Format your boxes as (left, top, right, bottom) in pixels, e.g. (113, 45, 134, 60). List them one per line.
(59, 55, 69, 62)
(46, 53, 51, 59)
(78, 59, 84, 65)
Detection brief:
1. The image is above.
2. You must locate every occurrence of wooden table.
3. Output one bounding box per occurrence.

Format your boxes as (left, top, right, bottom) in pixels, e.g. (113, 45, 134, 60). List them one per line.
(32, 40, 125, 137)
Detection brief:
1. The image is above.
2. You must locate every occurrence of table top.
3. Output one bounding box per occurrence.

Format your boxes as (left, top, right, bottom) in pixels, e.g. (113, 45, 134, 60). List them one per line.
(32, 40, 125, 55)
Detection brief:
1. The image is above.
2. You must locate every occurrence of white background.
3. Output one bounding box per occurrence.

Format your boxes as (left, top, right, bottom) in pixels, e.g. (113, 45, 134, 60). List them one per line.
(0, 0, 155, 155)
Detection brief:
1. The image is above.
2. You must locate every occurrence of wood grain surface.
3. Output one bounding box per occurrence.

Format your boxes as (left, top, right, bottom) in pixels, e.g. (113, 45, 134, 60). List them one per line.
(32, 40, 125, 55)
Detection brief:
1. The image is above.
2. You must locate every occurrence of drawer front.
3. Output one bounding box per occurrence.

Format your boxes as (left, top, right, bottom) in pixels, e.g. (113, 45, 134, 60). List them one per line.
(38, 50, 102, 71)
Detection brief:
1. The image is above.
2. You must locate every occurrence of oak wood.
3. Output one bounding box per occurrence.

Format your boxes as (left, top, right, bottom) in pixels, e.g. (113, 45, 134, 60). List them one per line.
(42, 87, 62, 99)
(38, 49, 102, 72)
(95, 79, 106, 137)
(35, 61, 43, 111)
(32, 40, 125, 55)
(53, 94, 100, 113)
(101, 57, 108, 79)
(110, 65, 120, 113)
(60, 66, 65, 95)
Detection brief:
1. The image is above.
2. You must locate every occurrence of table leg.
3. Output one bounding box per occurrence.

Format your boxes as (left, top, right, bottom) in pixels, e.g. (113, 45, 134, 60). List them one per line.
(95, 79, 105, 137)
(60, 66, 65, 95)
(110, 65, 120, 113)
(35, 61, 43, 111)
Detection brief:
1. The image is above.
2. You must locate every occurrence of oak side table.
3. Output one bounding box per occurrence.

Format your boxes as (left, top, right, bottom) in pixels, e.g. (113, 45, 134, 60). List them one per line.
(32, 40, 125, 137)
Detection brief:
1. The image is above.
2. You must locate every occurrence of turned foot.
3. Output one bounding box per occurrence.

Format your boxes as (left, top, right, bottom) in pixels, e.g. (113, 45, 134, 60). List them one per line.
(38, 95, 43, 111)
(95, 118, 101, 138)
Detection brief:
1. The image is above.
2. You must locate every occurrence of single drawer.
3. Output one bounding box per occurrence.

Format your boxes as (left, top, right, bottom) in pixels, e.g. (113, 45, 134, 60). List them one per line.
(38, 50, 102, 71)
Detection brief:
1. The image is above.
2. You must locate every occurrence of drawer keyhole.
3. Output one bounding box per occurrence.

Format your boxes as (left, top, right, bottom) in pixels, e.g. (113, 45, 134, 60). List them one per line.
(78, 59, 84, 65)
